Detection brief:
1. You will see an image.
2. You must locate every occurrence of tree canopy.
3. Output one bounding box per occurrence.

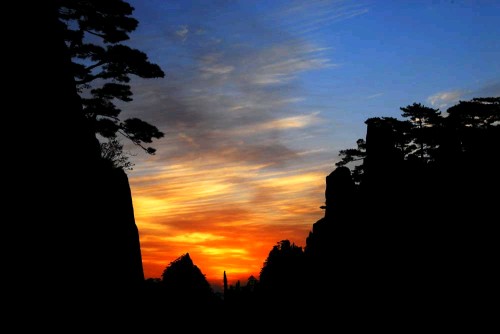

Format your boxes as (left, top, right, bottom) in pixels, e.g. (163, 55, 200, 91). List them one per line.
(58, 0, 165, 167)
(161, 253, 213, 300)
(259, 240, 305, 294)
(337, 97, 499, 178)
(399, 103, 441, 161)
(447, 97, 499, 129)
(335, 138, 366, 184)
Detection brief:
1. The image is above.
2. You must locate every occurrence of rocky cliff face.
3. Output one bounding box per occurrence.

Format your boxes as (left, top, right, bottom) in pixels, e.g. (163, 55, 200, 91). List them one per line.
(91, 164, 145, 288)
(304, 116, 498, 317)
(8, 4, 144, 305)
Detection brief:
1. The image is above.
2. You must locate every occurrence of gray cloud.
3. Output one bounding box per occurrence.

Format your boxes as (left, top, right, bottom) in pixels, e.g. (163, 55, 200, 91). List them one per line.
(277, 0, 369, 35)
(427, 81, 500, 111)
(427, 90, 464, 109)
(122, 0, 355, 169)
(469, 81, 500, 100)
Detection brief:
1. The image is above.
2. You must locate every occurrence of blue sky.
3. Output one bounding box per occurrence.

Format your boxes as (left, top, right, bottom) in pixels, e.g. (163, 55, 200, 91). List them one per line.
(120, 0, 500, 282)
(126, 0, 500, 163)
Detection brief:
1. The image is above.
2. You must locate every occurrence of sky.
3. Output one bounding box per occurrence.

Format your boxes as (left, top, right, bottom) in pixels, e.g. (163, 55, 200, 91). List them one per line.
(119, 0, 500, 290)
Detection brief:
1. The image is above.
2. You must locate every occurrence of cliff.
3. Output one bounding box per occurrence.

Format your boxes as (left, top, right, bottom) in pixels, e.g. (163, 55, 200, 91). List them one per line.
(304, 115, 499, 316)
(7, 3, 144, 308)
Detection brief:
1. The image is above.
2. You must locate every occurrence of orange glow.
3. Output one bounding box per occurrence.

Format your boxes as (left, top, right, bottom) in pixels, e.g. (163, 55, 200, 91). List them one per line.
(130, 159, 327, 291)
(228, 112, 321, 136)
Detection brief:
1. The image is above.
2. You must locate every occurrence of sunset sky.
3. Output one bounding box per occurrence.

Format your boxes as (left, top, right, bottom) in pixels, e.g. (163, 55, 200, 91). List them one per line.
(119, 0, 500, 290)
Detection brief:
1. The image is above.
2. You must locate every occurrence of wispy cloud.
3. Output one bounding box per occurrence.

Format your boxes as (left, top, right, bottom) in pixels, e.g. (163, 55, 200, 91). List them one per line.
(427, 90, 464, 109)
(427, 81, 500, 111)
(278, 0, 369, 35)
(130, 161, 326, 283)
(175, 25, 189, 41)
(122, 0, 353, 284)
(366, 92, 383, 99)
(201, 64, 234, 75)
(470, 81, 500, 99)
(162, 233, 225, 243)
(249, 44, 333, 85)
(227, 112, 321, 136)
(122, 10, 335, 169)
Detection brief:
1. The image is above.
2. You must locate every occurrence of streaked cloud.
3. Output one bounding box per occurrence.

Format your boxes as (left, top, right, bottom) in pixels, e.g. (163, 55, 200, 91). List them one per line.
(427, 90, 463, 109)
(161, 233, 225, 243)
(469, 81, 500, 100)
(130, 160, 327, 285)
(249, 46, 332, 85)
(366, 93, 383, 99)
(201, 64, 235, 75)
(175, 25, 189, 41)
(199, 247, 248, 256)
(122, 0, 364, 287)
(121, 15, 335, 169)
(228, 112, 321, 136)
(279, 0, 369, 35)
(428, 82, 500, 111)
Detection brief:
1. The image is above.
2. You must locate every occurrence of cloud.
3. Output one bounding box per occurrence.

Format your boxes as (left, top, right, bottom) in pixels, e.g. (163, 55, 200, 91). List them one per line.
(130, 161, 326, 281)
(227, 112, 321, 136)
(470, 81, 500, 99)
(201, 64, 234, 75)
(427, 81, 500, 110)
(427, 90, 463, 109)
(175, 25, 189, 41)
(278, 0, 369, 36)
(249, 46, 332, 85)
(366, 93, 383, 99)
(161, 232, 225, 243)
(121, 4, 337, 170)
(122, 0, 352, 282)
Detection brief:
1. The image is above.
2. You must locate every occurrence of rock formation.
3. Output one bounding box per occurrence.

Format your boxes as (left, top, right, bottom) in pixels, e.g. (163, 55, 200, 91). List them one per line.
(304, 112, 499, 317)
(8, 4, 145, 310)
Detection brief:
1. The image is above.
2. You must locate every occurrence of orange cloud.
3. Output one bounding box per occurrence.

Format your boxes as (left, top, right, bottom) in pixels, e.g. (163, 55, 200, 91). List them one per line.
(228, 112, 321, 136)
(129, 158, 327, 290)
